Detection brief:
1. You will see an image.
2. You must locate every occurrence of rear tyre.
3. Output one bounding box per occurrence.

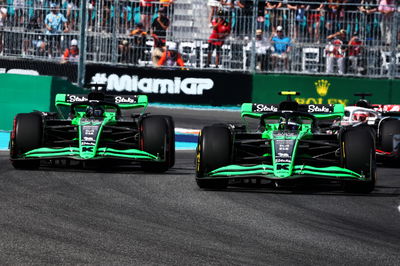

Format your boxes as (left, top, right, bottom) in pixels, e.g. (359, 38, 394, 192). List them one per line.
(163, 116, 175, 168)
(379, 119, 400, 153)
(10, 113, 43, 169)
(140, 116, 174, 172)
(196, 126, 231, 189)
(341, 125, 376, 193)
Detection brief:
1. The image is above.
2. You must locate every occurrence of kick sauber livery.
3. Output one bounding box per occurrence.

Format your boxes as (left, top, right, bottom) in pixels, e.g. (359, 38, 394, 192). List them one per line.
(10, 91, 175, 172)
(196, 92, 376, 193)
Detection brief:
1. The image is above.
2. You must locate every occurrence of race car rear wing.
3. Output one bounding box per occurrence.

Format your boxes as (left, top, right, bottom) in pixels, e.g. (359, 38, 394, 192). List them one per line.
(372, 104, 400, 116)
(241, 103, 345, 120)
(55, 94, 148, 109)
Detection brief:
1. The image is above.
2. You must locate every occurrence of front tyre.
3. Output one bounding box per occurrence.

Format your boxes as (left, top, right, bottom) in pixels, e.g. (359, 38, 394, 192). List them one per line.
(10, 113, 43, 169)
(140, 116, 174, 172)
(379, 119, 400, 154)
(196, 126, 231, 189)
(341, 125, 376, 193)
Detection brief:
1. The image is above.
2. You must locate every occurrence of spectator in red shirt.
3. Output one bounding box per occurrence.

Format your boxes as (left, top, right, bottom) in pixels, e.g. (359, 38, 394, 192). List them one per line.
(325, 29, 347, 74)
(348, 34, 364, 74)
(205, 13, 231, 68)
(61, 39, 79, 63)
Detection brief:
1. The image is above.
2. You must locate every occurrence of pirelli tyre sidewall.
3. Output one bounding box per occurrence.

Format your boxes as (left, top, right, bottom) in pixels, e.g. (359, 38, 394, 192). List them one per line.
(340, 124, 376, 193)
(10, 113, 43, 169)
(140, 115, 174, 172)
(196, 125, 232, 189)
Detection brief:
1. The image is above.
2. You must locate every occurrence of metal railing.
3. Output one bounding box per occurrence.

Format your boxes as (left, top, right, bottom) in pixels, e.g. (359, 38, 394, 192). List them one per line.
(0, 0, 399, 81)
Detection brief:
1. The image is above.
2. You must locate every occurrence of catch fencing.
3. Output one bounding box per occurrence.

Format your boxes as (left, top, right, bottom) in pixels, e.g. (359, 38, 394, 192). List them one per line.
(0, 0, 399, 83)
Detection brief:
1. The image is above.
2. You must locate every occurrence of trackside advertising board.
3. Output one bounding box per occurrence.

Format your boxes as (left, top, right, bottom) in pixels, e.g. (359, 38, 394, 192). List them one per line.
(253, 74, 400, 105)
(85, 64, 252, 105)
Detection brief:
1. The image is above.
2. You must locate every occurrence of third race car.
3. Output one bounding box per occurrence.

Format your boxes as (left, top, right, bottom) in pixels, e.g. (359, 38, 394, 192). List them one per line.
(342, 93, 400, 162)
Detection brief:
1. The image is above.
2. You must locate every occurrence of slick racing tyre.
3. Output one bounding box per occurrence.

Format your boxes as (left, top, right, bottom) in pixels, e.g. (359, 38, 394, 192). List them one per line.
(10, 113, 43, 169)
(140, 115, 174, 172)
(196, 125, 231, 189)
(341, 125, 376, 193)
(379, 119, 400, 153)
(163, 115, 175, 168)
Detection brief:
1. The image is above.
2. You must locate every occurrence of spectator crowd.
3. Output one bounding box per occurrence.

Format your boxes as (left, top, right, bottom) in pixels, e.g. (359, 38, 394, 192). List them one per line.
(0, 0, 398, 76)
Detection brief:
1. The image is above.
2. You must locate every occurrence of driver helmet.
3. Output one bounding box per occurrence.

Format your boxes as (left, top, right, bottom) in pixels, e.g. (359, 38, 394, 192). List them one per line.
(355, 99, 370, 108)
(279, 117, 302, 131)
(352, 111, 368, 122)
(86, 106, 105, 117)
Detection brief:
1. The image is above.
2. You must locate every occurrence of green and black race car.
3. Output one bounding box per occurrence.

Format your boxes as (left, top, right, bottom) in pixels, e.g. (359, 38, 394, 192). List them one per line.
(196, 92, 376, 193)
(10, 90, 175, 172)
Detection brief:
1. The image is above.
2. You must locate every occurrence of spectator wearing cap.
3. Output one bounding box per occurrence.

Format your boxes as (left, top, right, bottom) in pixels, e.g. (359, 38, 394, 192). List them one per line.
(205, 11, 231, 68)
(325, 29, 348, 74)
(45, 3, 69, 58)
(61, 39, 79, 63)
(157, 42, 185, 67)
(271, 26, 292, 71)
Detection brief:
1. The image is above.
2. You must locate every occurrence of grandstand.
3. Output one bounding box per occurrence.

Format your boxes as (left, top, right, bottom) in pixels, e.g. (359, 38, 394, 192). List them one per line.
(0, 0, 399, 78)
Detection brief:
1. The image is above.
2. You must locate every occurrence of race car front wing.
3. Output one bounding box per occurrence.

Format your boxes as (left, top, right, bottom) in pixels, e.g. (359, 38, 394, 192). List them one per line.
(203, 164, 367, 181)
(17, 147, 161, 161)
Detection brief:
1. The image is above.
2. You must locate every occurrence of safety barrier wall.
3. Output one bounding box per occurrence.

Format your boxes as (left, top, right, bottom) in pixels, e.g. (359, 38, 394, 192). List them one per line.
(0, 58, 253, 105)
(0, 73, 84, 130)
(252, 74, 400, 105)
(84, 63, 252, 105)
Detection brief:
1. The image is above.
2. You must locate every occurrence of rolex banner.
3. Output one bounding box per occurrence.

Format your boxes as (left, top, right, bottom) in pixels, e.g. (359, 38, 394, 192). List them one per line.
(252, 74, 400, 105)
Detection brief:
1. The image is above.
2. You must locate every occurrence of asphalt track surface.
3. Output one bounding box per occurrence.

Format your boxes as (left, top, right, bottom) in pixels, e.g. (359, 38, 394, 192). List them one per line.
(1, 107, 400, 265)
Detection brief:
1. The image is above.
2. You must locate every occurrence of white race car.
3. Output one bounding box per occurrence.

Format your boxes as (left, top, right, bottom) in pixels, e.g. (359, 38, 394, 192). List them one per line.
(342, 97, 400, 162)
